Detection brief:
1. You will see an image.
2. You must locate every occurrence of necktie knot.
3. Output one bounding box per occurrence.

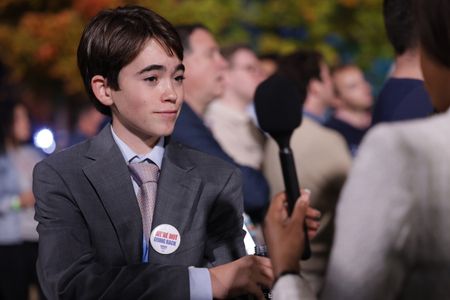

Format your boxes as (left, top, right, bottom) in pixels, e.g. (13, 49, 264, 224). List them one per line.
(128, 162, 160, 186)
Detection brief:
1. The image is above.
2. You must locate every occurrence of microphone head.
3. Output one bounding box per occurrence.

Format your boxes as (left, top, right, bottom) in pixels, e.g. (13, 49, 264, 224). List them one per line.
(254, 74, 302, 136)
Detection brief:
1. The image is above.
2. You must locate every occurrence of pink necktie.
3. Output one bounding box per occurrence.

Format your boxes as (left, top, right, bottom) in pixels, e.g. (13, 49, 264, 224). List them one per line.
(128, 162, 160, 241)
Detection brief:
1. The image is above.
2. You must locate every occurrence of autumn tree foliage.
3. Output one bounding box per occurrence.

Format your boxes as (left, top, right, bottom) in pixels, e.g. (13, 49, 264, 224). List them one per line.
(0, 0, 389, 105)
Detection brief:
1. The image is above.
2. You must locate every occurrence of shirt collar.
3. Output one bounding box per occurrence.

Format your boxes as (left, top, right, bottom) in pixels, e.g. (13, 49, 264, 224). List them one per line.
(303, 110, 326, 124)
(110, 127, 165, 169)
(208, 101, 250, 123)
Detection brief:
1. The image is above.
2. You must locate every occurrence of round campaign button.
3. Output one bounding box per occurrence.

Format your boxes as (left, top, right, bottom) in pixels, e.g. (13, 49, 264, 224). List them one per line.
(150, 224, 181, 254)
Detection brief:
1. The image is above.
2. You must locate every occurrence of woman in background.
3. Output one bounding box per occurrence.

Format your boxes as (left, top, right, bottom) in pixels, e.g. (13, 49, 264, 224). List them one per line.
(0, 99, 44, 300)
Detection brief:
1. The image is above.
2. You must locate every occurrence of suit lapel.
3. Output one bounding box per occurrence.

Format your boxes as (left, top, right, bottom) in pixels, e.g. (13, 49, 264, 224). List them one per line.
(82, 126, 142, 264)
(150, 143, 201, 257)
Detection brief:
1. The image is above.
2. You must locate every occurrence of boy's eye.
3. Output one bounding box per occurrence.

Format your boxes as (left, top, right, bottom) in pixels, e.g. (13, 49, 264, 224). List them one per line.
(145, 76, 157, 82)
(175, 75, 185, 82)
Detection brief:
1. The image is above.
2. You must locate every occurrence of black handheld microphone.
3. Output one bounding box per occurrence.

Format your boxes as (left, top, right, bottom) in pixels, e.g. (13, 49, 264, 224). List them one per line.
(254, 74, 311, 260)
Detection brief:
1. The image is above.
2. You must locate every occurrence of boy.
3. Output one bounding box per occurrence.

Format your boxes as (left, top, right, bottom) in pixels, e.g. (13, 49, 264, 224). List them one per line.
(33, 6, 272, 299)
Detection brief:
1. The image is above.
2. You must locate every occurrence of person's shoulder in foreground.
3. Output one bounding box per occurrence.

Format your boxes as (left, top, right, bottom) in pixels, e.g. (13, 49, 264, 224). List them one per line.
(372, 78, 433, 125)
(266, 112, 450, 300)
(372, 0, 434, 126)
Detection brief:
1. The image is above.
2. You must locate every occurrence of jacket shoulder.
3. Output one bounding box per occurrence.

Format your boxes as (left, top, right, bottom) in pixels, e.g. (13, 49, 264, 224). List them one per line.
(35, 140, 91, 172)
(167, 141, 238, 175)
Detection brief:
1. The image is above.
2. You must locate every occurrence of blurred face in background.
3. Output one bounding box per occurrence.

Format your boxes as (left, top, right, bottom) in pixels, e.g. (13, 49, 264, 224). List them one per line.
(226, 48, 265, 105)
(78, 107, 105, 138)
(183, 28, 228, 108)
(333, 66, 373, 111)
(259, 57, 278, 79)
(13, 104, 31, 143)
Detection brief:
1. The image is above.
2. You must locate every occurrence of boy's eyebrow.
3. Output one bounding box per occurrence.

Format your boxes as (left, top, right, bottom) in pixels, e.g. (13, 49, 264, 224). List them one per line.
(137, 64, 165, 74)
(137, 63, 185, 75)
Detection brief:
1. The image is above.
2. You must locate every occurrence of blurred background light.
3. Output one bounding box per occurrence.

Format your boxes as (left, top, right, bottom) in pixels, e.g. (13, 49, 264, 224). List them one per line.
(33, 128, 56, 154)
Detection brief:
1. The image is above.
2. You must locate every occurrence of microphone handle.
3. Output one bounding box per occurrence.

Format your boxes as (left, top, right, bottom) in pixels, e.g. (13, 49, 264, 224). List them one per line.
(279, 147, 311, 260)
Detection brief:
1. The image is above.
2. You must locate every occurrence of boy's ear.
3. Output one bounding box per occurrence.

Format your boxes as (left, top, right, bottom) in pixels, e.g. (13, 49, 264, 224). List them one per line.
(91, 75, 113, 106)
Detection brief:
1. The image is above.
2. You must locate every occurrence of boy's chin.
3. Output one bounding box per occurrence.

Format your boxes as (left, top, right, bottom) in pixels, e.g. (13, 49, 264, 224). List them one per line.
(159, 126, 176, 137)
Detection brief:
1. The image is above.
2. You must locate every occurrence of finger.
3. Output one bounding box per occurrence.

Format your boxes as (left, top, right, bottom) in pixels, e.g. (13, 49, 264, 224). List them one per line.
(253, 255, 272, 268)
(280, 201, 288, 220)
(308, 229, 318, 239)
(274, 191, 287, 201)
(252, 256, 274, 282)
(301, 188, 311, 198)
(258, 261, 274, 282)
(290, 193, 308, 226)
(300, 189, 321, 220)
(266, 192, 288, 222)
(248, 282, 265, 300)
(254, 268, 273, 289)
(305, 219, 320, 231)
(251, 256, 274, 285)
(306, 207, 321, 220)
(300, 188, 311, 202)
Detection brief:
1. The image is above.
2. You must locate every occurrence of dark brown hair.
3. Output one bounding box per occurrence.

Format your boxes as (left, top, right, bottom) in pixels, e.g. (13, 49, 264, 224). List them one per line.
(0, 98, 25, 154)
(175, 24, 209, 55)
(276, 50, 324, 105)
(77, 6, 183, 116)
(415, 0, 450, 68)
(383, 0, 418, 55)
(221, 44, 253, 64)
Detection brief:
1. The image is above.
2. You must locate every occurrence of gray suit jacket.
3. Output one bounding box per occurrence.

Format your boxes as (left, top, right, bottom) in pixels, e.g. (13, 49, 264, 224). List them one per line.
(33, 126, 246, 299)
(273, 109, 450, 300)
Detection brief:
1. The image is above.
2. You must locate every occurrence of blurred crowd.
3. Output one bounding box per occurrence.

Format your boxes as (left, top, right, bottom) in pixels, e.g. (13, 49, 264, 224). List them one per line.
(0, 0, 446, 298)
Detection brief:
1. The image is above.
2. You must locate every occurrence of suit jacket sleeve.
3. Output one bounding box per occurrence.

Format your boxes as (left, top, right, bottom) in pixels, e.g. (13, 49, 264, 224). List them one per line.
(204, 168, 247, 266)
(33, 160, 190, 300)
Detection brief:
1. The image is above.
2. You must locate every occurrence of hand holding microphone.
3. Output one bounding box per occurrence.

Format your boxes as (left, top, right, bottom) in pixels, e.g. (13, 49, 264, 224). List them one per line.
(255, 74, 311, 260)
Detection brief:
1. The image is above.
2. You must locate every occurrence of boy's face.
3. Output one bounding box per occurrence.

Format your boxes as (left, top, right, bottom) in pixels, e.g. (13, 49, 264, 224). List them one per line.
(107, 39, 184, 148)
